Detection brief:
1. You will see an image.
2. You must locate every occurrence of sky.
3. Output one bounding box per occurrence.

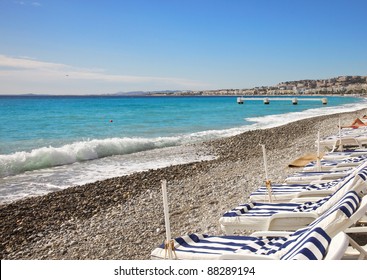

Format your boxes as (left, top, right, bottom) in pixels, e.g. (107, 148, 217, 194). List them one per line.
(0, 0, 366, 95)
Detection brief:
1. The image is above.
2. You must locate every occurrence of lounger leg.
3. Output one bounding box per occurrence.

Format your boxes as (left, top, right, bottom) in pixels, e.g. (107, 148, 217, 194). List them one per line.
(348, 236, 367, 260)
(220, 224, 234, 235)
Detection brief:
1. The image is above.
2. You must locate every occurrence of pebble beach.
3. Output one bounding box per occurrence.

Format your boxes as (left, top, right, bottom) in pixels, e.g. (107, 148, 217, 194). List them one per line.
(1, 108, 366, 260)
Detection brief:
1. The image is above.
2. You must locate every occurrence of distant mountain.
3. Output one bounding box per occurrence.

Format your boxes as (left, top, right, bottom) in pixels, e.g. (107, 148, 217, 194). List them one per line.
(109, 90, 183, 96)
(109, 91, 148, 96)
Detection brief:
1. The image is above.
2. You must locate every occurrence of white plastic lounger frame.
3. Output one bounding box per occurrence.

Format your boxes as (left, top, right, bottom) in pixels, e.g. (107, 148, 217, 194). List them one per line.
(320, 131, 367, 152)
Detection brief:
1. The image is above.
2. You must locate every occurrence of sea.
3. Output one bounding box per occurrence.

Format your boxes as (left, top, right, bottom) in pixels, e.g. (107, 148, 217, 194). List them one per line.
(1, 95, 367, 204)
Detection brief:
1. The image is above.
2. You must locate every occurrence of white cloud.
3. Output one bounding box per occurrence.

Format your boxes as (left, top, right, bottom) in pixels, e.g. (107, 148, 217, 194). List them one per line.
(0, 55, 69, 71)
(13, 1, 41, 7)
(0, 55, 208, 94)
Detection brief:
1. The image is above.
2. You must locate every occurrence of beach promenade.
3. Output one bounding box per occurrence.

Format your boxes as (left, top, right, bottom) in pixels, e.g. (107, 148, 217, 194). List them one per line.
(1, 108, 367, 260)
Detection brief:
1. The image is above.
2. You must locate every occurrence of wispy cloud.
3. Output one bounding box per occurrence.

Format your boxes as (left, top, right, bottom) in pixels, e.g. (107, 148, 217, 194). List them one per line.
(0, 55, 69, 71)
(0, 55, 208, 94)
(13, 1, 41, 7)
(13, 1, 26, 5)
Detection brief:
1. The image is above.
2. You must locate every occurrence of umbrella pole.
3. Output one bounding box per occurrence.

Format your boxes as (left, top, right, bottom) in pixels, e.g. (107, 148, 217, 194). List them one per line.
(339, 118, 343, 151)
(261, 144, 273, 202)
(317, 130, 321, 171)
(161, 180, 175, 259)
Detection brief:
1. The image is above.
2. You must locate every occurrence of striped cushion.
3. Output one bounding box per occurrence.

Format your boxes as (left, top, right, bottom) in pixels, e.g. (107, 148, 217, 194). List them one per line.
(236, 236, 288, 255)
(305, 154, 367, 168)
(358, 167, 367, 181)
(310, 190, 361, 225)
(280, 227, 331, 260)
(292, 196, 331, 212)
(287, 170, 349, 178)
(222, 194, 332, 218)
(234, 227, 330, 260)
(151, 234, 259, 259)
(250, 180, 341, 197)
(323, 150, 367, 160)
(281, 191, 361, 260)
(222, 202, 299, 217)
(314, 167, 367, 215)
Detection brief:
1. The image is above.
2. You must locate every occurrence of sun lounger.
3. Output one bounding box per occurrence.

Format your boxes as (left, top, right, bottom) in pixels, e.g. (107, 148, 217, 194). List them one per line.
(302, 154, 367, 171)
(285, 169, 353, 184)
(249, 180, 342, 203)
(342, 244, 367, 260)
(218, 168, 367, 233)
(342, 212, 367, 260)
(151, 191, 367, 260)
(322, 149, 367, 160)
(251, 161, 367, 202)
(320, 129, 367, 151)
(286, 151, 367, 184)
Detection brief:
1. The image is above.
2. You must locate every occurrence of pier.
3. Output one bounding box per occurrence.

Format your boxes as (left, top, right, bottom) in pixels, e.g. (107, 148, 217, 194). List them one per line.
(237, 97, 328, 105)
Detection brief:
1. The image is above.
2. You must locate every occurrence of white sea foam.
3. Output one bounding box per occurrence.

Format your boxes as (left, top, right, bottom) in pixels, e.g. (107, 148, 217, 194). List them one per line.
(0, 137, 177, 177)
(0, 126, 251, 178)
(0, 145, 216, 204)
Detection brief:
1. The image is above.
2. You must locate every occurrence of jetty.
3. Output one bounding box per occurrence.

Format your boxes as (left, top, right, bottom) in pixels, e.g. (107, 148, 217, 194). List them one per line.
(237, 97, 328, 105)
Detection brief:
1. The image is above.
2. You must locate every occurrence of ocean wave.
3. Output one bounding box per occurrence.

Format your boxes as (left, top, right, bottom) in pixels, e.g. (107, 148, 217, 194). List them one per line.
(0, 137, 177, 177)
(0, 132, 230, 178)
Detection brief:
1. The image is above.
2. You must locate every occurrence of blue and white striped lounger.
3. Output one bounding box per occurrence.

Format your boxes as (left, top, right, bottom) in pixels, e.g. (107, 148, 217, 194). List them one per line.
(302, 154, 367, 171)
(249, 180, 342, 203)
(285, 169, 352, 184)
(322, 149, 367, 160)
(320, 131, 367, 151)
(251, 161, 367, 202)
(219, 168, 367, 233)
(151, 191, 363, 260)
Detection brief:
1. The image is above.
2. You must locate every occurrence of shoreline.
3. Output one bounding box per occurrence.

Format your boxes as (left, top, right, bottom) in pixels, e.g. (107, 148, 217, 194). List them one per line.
(1, 108, 367, 259)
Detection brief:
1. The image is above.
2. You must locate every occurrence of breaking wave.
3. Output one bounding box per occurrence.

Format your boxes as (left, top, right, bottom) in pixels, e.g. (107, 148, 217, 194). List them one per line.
(0, 130, 235, 178)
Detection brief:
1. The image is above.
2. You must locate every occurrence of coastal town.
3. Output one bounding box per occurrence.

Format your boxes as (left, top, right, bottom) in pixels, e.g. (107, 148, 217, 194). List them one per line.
(149, 75, 367, 96)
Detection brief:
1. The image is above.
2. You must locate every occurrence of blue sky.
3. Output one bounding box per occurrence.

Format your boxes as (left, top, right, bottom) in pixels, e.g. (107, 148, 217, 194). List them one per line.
(0, 0, 366, 95)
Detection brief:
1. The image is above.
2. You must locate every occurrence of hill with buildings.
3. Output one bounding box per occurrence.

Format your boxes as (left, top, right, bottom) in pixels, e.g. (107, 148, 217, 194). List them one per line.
(149, 75, 367, 96)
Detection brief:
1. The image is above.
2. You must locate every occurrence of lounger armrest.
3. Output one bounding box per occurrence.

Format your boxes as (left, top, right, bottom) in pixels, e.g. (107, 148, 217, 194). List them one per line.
(266, 212, 318, 231)
(310, 179, 336, 184)
(269, 212, 319, 219)
(324, 232, 349, 260)
(218, 254, 275, 260)
(357, 213, 367, 224)
(290, 197, 324, 203)
(250, 231, 293, 238)
(344, 227, 367, 234)
(295, 190, 333, 198)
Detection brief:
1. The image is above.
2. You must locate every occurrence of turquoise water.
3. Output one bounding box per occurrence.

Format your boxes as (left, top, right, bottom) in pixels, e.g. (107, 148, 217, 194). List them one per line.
(0, 95, 366, 203)
(0, 95, 363, 154)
